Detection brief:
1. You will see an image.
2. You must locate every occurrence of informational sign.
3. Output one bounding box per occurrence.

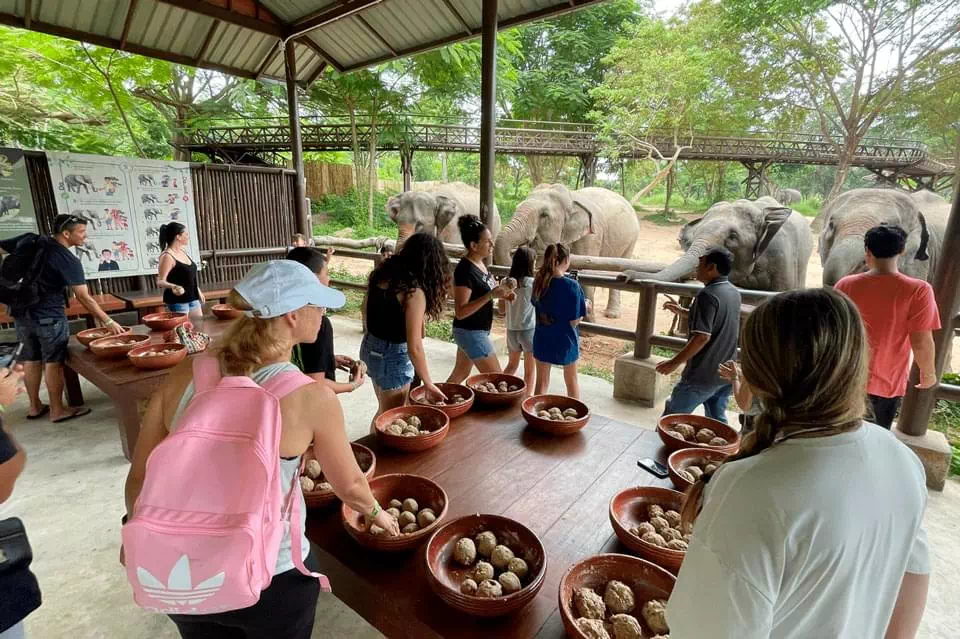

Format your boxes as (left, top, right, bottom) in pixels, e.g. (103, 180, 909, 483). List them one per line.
(47, 153, 199, 279)
(0, 148, 40, 240)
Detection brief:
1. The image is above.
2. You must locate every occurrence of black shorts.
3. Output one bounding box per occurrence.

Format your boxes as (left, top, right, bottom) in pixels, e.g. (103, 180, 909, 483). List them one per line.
(868, 395, 902, 430)
(15, 316, 70, 364)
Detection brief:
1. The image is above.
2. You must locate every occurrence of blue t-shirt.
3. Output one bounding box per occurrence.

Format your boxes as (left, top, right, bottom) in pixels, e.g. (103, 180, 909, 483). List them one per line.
(0, 234, 85, 319)
(532, 276, 587, 366)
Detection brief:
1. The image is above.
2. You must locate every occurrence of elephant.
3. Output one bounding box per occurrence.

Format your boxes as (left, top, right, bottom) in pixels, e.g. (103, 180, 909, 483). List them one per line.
(819, 188, 948, 287)
(64, 174, 95, 194)
(630, 197, 813, 291)
(779, 188, 802, 205)
(493, 184, 641, 318)
(387, 182, 500, 248)
(0, 195, 20, 217)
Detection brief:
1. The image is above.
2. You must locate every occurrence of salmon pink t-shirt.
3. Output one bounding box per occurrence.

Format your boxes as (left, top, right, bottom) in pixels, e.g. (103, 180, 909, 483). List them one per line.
(835, 272, 940, 398)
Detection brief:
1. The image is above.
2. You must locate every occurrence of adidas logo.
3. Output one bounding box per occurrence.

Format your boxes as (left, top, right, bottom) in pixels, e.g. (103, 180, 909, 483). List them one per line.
(137, 555, 225, 607)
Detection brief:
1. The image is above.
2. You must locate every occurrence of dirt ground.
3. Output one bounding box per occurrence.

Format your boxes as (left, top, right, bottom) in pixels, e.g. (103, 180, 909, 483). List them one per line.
(326, 210, 957, 375)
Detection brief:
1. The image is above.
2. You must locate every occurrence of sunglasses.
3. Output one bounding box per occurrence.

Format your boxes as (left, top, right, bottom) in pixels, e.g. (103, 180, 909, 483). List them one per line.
(57, 215, 88, 233)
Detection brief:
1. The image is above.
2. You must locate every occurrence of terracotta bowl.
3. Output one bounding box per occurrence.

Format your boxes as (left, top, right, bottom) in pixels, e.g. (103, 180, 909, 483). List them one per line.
(76, 325, 132, 347)
(425, 513, 546, 617)
(341, 473, 448, 552)
(303, 443, 376, 509)
(609, 486, 687, 573)
(465, 373, 525, 407)
(374, 405, 450, 453)
(211, 304, 243, 320)
(667, 447, 731, 492)
(657, 414, 740, 455)
(521, 395, 590, 436)
(559, 553, 676, 639)
(127, 342, 187, 370)
(88, 333, 151, 359)
(409, 383, 475, 420)
(142, 311, 189, 332)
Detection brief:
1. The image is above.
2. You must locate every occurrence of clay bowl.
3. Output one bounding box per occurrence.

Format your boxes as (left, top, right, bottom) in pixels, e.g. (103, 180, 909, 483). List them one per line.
(465, 373, 525, 407)
(425, 513, 546, 617)
(127, 342, 187, 370)
(76, 325, 132, 347)
(559, 553, 676, 639)
(211, 303, 243, 320)
(302, 443, 376, 509)
(521, 395, 590, 436)
(142, 311, 189, 332)
(374, 405, 450, 453)
(341, 473, 448, 552)
(609, 486, 687, 573)
(657, 413, 740, 455)
(409, 382, 474, 420)
(88, 333, 151, 359)
(667, 447, 731, 492)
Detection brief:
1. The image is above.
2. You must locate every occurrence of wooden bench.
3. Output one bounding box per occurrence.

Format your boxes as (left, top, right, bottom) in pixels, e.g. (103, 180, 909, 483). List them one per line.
(113, 281, 235, 319)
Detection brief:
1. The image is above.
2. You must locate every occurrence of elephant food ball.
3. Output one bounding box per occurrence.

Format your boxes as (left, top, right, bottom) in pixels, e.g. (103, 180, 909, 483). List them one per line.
(562, 408, 579, 418)
(476, 579, 503, 598)
(498, 571, 522, 594)
(673, 423, 696, 441)
(687, 466, 704, 480)
(475, 531, 498, 558)
(563, 415, 577, 422)
(575, 618, 609, 639)
(473, 561, 495, 582)
(402, 498, 419, 513)
(630, 522, 656, 539)
(709, 436, 729, 446)
(573, 587, 606, 620)
(417, 509, 437, 528)
(317, 482, 332, 491)
(695, 428, 716, 444)
(490, 544, 515, 571)
(603, 580, 636, 614)
(402, 425, 420, 437)
(408, 416, 422, 428)
(460, 578, 478, 595)
(641, 599, 670, 635)
(452, 394, 465, 403)
(389, 499, 403, 510)
(537, 410, 551, 419)
(609, 614, 643, 639)
(508, 385, 519, 391)
(385, 423, 403, 436)
(662, 528, 682, 543)
(497, 382, 509, 392)
(647, 504, 665, 519)
(299, 476, 315, 492)
(304, 459, 322, 479)
(666, 539, 689, 551)
(386, 507, 401, 520)
(398, 511, 417, 527)
(453, 538, 477, 566)
(401, 522, 419, 534)
(641, 532, 667, 547)
(507, 557, 529, 580)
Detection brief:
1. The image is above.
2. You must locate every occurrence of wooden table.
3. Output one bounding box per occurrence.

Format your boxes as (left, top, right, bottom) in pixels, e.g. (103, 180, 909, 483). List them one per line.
(306, 407, 672, 639)
(113, 281, 235, 318)
(0, 294, 126, 326)
(63, 317, 232, 460)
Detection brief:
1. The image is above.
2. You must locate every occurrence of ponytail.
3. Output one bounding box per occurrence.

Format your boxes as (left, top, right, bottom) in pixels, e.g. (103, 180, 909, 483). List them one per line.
(158, 222, 186, 250)
(533, 243, 569, 301)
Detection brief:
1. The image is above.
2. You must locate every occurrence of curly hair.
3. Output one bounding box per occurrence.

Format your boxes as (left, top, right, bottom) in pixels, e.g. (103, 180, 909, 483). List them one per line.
(368, 232, 450, 319)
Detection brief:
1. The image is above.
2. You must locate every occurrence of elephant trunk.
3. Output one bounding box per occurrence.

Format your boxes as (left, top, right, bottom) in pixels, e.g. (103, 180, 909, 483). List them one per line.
(822, 237, 866, 287)
(395, 223, 416, 252)
(494, 208, 533, 265)
(647, 239, 711, 282)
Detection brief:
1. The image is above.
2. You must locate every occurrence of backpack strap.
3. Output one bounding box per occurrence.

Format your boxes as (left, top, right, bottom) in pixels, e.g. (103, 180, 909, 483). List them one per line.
(260, 369, 315, 399)
(192, 354, 222, 393)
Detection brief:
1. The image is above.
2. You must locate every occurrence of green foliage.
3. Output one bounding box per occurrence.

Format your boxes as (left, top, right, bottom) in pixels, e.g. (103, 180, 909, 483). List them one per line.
(580, 364, 614, 383)
(930, 372, 960, 475)
(312, 190, 396, 239)
(790, 199, 821, 218)
(328, 267, 368, 285)
(644, 212, 687, 226)
(425, 319, 454, 343)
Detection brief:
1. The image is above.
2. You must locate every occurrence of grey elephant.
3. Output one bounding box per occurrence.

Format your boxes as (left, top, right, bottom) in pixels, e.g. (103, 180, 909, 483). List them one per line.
(0, 195, 20, 217)
(64, 174, 94, 194)
(820, 188, 948, 286)
(494, 184, 640, 318)
(386, 182, 500, 247)
(631, 197, 813, 291)
(779, 188, 802, 205)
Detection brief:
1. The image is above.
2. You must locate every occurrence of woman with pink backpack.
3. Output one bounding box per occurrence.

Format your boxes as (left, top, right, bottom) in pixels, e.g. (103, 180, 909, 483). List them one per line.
(122, 261, 399, 638)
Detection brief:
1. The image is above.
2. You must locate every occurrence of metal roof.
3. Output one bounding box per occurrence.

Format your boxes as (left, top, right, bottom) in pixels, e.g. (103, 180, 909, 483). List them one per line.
(0, 0, 610, 83)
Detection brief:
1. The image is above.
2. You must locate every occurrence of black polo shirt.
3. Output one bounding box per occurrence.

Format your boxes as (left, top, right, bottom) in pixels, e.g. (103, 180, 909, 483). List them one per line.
(683, 276, 741, 386)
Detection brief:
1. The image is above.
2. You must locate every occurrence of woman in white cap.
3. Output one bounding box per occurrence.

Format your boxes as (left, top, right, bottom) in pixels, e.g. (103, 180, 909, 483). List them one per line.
(124, 260, 398, 639)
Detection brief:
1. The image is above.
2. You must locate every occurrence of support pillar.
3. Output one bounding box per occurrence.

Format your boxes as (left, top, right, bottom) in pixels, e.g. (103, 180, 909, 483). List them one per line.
(401, 146, 414, 191)
(580, 154, 598, 187)
(741, 160, 771, 200)
(479, 0, 498, 229)
(285, 41, 310, 237)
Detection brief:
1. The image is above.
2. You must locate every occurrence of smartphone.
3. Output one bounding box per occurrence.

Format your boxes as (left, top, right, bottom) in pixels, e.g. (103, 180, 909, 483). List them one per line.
(637, 458, 669, 479)
(0, 343, 23, 369)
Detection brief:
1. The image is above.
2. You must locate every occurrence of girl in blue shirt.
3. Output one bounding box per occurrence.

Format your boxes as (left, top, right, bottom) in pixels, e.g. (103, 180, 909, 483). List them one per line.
(532, 243, 587, 399)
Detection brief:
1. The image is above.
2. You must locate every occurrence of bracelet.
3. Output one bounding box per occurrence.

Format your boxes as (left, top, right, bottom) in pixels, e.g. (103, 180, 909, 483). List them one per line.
(369, 501, 381, 519)
(106, 318, 117, 326)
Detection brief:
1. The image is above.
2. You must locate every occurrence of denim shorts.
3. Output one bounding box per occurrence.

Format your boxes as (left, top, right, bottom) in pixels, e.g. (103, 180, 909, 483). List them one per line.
(360, 333, 414, 391)
(167, 300, 202, 314)
(16, 315, 70, 364)
(506, 328, 534, 353)
(452, 327, 495, 361)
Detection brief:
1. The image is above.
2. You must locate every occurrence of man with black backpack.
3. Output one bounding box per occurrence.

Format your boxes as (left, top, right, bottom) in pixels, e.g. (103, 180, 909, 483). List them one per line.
(0, 214, 124, 423)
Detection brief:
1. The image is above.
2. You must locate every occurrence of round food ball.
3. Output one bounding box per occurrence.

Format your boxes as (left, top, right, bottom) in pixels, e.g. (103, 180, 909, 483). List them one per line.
(537, 410, 551, 418)
(452, 395, 464, 403)
(498, 571, 522, 594)
(453, 538, 477, 566)
(573, 587, 606, 620)
(507, 557, 529, 580)
(564, 415, 577, 421)
(304, 459, 322, 479)
(490, 544, 515, 571)
(476, 579, 502, 598)
(408, 416, 422, 428)
(402, 522, 419, 534)
(666, 539, 689, 551)
(386, 507, 401, 519)
(649, 516, 670, 533)
(386, 423, 403, 436)
(299, 476, 315, 492)
(402, 425, 420, 436)
(609, 613, 643, 639)
(402, 498, 419, 513)
(675, 423, 696, 440)
(389, 499, 403, 510)
(704, 463, 719, 473)
(709, 436, 728, 446)
(575, 618, 610, 639)
(317, 482, 332, 491)
(369, 524, 386, 536)
(647, 504, 664, 519)
(641, 532, 666, 547)
(473, 561, 495, 582)
(687, 465, 704, 480)
(664, 510, 682, 528)
(398, 511, 416, 527)
(475, 531, 497, 558)
(460, 578, 478, 595)
(508, 385, 519, 392)
(417, 509, 437, 528)
(604, 580, 636, 614)
(641, 599, 669, 635)
(548, 407, 562, 415)
(678, 469, 695, 483)
(695, 428, 716, 443)
(562, 408, 579, 417)
(630, 521, 656, 539)
(662, 528, 682, 543)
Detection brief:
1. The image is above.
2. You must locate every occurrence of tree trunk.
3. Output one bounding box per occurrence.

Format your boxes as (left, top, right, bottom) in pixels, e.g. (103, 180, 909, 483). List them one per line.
(715, 163, 726, 202)
(367, 115, 378, 225)
(664, 168, 675, 213)
(630, 147, 684, 203)
(815, 138, 857, 229)
(952, 137, 960, 196)
(349, 107, 362, 193)
(441, 152, 448, 182)
(527, 154, 544, 186)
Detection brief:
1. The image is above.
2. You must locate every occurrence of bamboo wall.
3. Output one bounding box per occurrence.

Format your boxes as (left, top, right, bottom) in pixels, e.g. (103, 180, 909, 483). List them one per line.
(304, 161, 353, 199)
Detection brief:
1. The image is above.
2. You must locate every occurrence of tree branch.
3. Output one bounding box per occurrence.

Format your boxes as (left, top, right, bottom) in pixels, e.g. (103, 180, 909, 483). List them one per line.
(80, 45, 146, 157)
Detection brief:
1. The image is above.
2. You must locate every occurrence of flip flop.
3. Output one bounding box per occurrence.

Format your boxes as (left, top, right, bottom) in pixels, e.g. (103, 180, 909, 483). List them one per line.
(26, 405, 50, 420)
(52, 407, 92, 424)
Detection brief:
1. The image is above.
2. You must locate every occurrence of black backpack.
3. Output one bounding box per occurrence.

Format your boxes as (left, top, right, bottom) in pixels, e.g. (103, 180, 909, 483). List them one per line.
(0, 234, 48, 312)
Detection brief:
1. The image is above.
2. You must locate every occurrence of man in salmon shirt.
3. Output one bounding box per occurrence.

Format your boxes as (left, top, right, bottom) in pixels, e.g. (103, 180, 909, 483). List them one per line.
(834, 225, 940, 429)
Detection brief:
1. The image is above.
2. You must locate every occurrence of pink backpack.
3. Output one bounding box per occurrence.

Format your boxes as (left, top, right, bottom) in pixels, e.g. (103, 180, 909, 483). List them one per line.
(122, 355, 330, 615)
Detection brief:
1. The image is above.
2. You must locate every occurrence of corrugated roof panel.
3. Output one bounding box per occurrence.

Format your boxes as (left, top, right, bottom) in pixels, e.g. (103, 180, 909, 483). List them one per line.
(165, 13, 214, 58)
(450, 0, 481, 28)
(262, 0, 339, 24)
(308, 18, 384, 69)
(207, 25, 267, 72)
(367, 0, 462, 52)
(261, 41, 314, 80)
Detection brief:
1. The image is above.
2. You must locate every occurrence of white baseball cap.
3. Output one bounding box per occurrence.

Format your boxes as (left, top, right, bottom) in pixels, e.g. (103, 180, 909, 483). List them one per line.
(234, 260, 345, 319)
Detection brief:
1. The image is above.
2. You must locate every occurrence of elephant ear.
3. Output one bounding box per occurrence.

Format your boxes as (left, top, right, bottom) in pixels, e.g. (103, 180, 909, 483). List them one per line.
(754, 207, 791, 261)
(434, 195, 458, 234)
(915, 213, 930, 261)
(570, 194, 597, 236)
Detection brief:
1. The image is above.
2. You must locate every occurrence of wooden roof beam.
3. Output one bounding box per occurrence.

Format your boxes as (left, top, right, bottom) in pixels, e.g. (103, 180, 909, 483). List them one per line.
(303, 60, 329, 87)
(356, 15, 396, 57)
(288, 0, 386, 39)
(255, 42, 282, 79)
(23, 0, 32, 29)
(155, 0, 284, 38)
(440, 0, 472, 35)
(194, 19, 220, 63)
(119, 0, 139, 49)
(298, 37, 346, 73)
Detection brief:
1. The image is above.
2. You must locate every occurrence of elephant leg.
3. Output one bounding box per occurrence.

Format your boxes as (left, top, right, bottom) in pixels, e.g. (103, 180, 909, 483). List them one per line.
(604, 240, 637, 319)
(581, 284, 597, 322)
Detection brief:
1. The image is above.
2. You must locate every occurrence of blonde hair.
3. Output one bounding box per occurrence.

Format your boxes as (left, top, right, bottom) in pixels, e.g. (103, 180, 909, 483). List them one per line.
(533, 243, 570, 301)
(216, 290, 292, 377)
(681, 288, 869, 525)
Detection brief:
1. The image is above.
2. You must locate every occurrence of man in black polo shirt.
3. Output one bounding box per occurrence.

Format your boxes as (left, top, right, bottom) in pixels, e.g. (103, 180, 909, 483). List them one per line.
(0, 214, 124, 423)
(656, 248, 741, 423)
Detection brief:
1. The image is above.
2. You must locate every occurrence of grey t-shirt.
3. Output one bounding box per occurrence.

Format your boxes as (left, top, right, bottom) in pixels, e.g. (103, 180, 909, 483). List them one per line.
(683, 276, 741, 385)
(506, 276, 535, 331)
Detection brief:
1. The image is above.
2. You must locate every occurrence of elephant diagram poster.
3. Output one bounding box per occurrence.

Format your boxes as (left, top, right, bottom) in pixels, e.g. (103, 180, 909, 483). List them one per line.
(47, 153, 199, 279)
(0, 148, 40, 240)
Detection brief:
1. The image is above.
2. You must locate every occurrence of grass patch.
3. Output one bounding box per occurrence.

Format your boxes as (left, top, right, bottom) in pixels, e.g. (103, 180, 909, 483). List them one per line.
(328, 288, 365, 316)
(328, 267, 367, 285)
(312, 189, 397, 239)
(644, 212, 687, 226)
(652, 346, 676, 358)
(791, 198, 821, 218)
(930, 372, 960, 475)
(580, 364, 614, 383)
(425, 319, 454, 343)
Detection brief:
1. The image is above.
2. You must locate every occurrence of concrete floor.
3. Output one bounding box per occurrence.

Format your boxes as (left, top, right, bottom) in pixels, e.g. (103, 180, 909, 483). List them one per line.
(1, 315, 957, 638)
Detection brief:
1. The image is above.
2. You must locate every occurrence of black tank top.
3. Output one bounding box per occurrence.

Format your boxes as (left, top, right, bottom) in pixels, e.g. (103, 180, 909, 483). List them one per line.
(161, 252, 200, 304)
(366, 284, 407, 343)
